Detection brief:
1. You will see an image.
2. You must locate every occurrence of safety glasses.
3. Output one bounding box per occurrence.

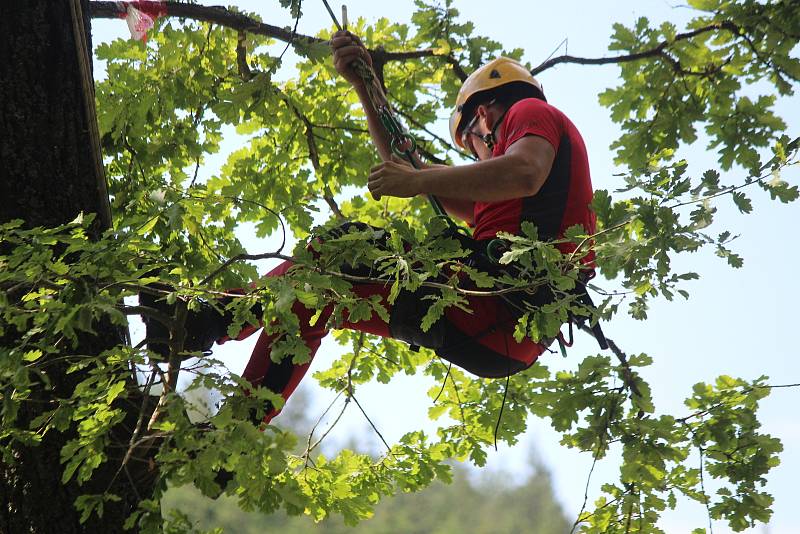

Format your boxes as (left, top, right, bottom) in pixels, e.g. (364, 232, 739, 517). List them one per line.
(460, 114, 482, 158)
(459, 98, 496, 159)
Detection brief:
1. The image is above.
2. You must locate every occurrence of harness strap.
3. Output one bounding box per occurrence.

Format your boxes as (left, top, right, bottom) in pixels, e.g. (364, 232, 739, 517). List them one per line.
(573, 286, 609, 350)
(480, 106, 510, 152)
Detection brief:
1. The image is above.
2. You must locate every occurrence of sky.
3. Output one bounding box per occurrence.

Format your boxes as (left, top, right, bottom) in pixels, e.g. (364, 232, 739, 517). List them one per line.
(91, 2, 798, 532)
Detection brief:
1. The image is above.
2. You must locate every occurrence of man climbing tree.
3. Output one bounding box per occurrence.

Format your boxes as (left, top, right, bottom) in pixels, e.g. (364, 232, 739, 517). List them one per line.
(148, 30, 599, 425)
(3, 1, 798, 532)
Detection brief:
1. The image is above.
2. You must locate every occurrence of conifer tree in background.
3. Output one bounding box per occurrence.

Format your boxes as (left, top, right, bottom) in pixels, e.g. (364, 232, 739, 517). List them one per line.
(164, 390, 572, 534)
(164, 460, 570, 534)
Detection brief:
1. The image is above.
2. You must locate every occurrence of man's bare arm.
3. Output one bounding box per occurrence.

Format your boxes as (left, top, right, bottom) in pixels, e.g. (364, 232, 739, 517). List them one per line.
(436, 197, 475, 224)
(332, 32, 480, 223)
(368, 136, 555, 202)
(331, 31, 396, 162)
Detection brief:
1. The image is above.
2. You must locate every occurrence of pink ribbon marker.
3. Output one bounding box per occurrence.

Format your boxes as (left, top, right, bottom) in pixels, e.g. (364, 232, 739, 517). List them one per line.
(115, 1, 167, 42)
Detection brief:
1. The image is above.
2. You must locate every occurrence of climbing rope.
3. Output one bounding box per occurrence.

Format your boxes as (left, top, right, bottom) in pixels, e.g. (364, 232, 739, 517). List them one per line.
(322, 0, 452, 226)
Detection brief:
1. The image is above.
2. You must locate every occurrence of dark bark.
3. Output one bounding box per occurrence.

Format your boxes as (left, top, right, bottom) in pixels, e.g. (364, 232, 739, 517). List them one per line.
(0, 1, 110, 233)
(0, 2, 154, 532)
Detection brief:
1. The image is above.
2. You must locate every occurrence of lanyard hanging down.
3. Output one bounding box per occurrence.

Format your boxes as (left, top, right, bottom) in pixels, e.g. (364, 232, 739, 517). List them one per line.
(321, 0, 452, 226)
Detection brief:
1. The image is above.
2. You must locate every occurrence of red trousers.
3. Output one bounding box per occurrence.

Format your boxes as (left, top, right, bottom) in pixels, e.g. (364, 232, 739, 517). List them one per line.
(220, 260, 544, 422)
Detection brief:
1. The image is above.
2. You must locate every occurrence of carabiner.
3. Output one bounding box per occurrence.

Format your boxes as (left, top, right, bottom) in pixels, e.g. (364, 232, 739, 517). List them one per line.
(485, 239, 507, 264)
(390, 134, 417, 158)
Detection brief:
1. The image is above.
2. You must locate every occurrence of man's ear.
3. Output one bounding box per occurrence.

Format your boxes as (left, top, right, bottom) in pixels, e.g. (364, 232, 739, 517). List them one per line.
(475, 104, 490, 131)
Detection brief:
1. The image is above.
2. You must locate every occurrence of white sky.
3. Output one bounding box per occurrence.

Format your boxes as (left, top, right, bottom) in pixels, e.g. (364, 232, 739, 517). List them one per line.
(92, 2, 798, 532)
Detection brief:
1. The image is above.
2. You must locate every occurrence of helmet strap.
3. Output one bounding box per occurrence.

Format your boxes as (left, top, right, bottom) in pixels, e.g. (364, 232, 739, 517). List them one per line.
(480, 107, 509, 151)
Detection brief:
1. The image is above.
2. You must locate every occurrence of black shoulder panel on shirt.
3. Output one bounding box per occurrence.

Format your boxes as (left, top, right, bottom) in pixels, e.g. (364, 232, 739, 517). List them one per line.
(520, 133, 571, 241)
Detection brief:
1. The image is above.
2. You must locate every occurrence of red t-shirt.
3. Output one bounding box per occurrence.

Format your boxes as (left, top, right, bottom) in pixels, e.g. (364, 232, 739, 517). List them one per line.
(472, 98, 596, 263)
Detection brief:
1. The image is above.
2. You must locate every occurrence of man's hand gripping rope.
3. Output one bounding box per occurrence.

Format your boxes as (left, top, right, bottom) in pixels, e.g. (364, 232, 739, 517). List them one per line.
(326, 2, 450, 222)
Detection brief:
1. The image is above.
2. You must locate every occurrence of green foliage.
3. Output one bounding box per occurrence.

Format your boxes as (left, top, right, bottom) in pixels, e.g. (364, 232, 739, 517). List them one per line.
(599, 2, 799, 175)
(161, 460, 571, 534)
(575, 376, 782, 533)
(1, 1, 798, 532)
(591, 136, 798, 319)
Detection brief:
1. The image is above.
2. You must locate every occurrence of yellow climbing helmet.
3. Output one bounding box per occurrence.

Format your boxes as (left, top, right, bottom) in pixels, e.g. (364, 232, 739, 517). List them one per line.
(449, 57, 544, 149)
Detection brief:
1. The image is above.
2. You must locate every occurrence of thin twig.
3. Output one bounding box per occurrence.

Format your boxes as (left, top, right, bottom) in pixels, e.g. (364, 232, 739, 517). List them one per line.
(177, 189, 288, 255)
(277, 89, 346, 220)
(676, 382, 800, 424)
(436, 359, 469, 434)
(568, 150, 799, 262)
(123, 466, 143, 501)
(432, 363, 452, 404)
(494, 372, 510, 451)
(307, 398, 350, 456)
(494, 336, 513, 451)
(531, 21, 738, 75)
(303, 390, 344, 465)
(107, 369, 158, 493)
(351, 394, 393, 455)
(571, 450, 601, 534)
(199, 252, 295, 286)
(146, 360, 171, 432)
(699, 446, 714, 534)
(571, 380, 625, 533)
(278, 0, 302, 61)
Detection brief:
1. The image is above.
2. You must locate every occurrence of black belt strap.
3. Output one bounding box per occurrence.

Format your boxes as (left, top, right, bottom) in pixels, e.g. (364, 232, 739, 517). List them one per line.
(572, 286, 609, 350)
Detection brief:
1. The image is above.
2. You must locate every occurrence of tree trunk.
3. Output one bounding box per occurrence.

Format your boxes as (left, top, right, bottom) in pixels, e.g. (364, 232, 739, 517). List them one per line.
(0, 2, 154, 532)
